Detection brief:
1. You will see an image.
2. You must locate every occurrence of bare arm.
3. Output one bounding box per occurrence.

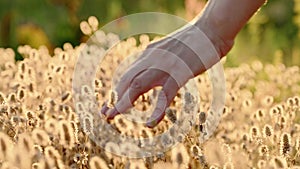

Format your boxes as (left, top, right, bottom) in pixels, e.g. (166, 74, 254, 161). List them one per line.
(197, 0, 267, 57)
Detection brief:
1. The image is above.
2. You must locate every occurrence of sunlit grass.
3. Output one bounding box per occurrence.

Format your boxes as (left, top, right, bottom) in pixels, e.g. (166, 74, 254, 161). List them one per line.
(0, 16, 299, 169)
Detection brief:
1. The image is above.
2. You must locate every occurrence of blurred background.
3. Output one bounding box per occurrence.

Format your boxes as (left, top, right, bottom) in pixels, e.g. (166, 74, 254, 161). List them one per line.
(0, 0, 299, 66)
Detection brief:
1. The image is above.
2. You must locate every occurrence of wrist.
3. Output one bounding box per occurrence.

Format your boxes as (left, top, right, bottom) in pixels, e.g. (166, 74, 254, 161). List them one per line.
(195, 19, 234, 58)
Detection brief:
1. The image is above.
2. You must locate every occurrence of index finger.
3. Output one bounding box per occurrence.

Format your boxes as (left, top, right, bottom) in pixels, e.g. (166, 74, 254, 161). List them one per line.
(101, 53, 151, 115)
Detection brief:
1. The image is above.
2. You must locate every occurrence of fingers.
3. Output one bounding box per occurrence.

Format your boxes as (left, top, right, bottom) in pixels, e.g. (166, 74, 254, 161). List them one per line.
(101, 56, 150, 117)
(146, 76, 179, 128)
(114, 58, 149, 100)
(101, 63, 147, 116)
(106, 69, 168, 119)
(101, 46, 190, 127)
(113, 48, 157, 100)
(101, 102, 109, 115)
(113, 47, 175, 100)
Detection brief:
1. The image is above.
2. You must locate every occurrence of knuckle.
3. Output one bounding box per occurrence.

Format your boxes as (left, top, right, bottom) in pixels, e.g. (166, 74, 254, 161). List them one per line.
(130, 78, 142, 90)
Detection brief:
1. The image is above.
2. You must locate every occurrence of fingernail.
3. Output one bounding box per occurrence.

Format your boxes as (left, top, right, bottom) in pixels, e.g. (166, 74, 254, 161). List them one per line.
(101, 103, 108, 115)
(107, 109, 119, 120)
(146, 110, 166, 128)
(146, 118, 158, 128)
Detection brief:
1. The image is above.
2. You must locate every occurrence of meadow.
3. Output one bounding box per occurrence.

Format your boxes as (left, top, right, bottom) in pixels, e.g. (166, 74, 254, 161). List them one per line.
(0, 16, 299, 169)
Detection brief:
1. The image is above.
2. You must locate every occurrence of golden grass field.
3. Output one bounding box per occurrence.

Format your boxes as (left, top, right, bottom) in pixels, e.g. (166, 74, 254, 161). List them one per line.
(0, 16, 299, 169)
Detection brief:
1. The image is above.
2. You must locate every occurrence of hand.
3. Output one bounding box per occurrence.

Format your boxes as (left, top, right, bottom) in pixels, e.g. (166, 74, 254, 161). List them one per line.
(101, 23, 223, 128)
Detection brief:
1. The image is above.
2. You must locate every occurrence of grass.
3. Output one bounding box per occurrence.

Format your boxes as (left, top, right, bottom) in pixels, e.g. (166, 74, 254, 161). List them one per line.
(0, 16, 299, 169)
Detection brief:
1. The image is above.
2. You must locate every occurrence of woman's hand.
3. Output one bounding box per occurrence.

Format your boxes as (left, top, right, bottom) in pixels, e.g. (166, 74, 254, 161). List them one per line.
(100, 25, 222, 128)
(100, 0, 266, 128)
(101, 22, 227, 128)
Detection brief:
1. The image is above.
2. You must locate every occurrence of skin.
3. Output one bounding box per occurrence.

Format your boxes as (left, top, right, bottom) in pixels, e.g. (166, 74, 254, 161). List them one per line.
(101, 0, 267, 128)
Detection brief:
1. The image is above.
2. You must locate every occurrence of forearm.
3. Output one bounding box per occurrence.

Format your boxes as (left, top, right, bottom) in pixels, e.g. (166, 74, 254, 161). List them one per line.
(195, 0, 267, 56)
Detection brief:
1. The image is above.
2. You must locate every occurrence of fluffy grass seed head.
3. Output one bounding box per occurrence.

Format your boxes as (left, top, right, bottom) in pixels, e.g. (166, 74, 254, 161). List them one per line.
(81, 85, 93, 98)
(75, 102, 86, 115)
(257, 160, 266, 169)
(89, 156, 109, 169)
(32, 128, 50, 146)
(70, 121, 79, 143)
(4, 61, 15, 70)
(114, 115, 134, 133)
(287, 97, 295, 108)
(2, 120, 16, 138)
(160, 133, 174, 148)
(28, 81, 36, 93)
(269, 106, 280, 119)
(294, 96, 300, 107)
(255, 109, 265, 121)
(18, 61, 27, 73)
(80, 20, 92, 35)
(61, 91, 71, 103)
(58, 51, 70, 61)
(199, 111, 206, 124)
(190, 144, 201, 158)
(26, 67, 36, 80)
(128, 159, 147, 169)
(276, 104, 284, 115)
(295, 136, 300, 151)
(87, 16, 99, 32)
(0, 92, 6, 104)
(262, 124, 273, 138)
(171, 143, 190, 169)
(242, 99, 252, 109)
(270, 156, 287, 168)
(58, 120, 75, 148)
(108, 89, 118, 109)
(94, 79, 103, 89)
(280, 132, 292, 156)
(250, 126, 260, 140)
(7, 93, 17, 104)
(166, 108, 177, 123)
(278, 116, 287, 129)
(258, 145, 269, 157)
(17, 88, 26, 102)
(17, 133, 35, 156)
(0, 132, 13, 161)
(44, 118, 58, 135)
(7, 107, 17, 116)
(83, 114, 94, 135)
(25, 110, 35, 120)
(139, 34, 150, 45)
(62, 42, 73, 50)
(28, 48, 39, 60)
(139, 129, 153, 144)
(251, 60, 263, 72)
(10, 116, 23, 126)
(44, 145, 61, 160)
(184, 92, 195, 105)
